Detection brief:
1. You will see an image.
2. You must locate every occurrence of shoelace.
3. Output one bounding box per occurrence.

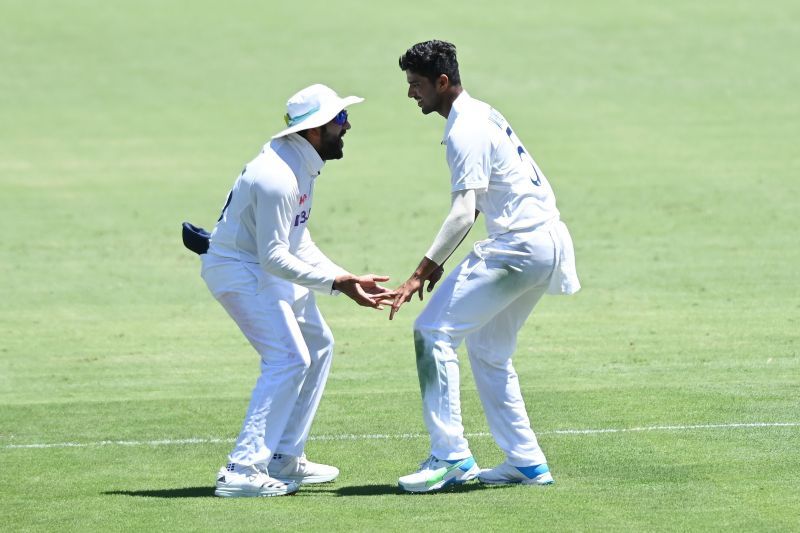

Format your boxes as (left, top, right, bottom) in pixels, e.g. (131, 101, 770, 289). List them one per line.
(418, 455, 437, 472)
(245, 468, 263, 482)
(242, 465, 271, 482)
(247, 469, 287, 488)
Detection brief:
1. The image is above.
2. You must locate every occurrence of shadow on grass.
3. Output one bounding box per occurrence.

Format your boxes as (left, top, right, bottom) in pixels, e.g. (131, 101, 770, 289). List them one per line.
(104, 487, 215, 498)
(318, 481, 495, 496)
(104, 481, 495, 498)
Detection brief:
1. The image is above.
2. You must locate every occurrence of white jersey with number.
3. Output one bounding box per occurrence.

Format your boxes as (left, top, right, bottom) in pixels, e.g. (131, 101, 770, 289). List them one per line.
(205, 133, 345, 294)
(443, 91, 559, 237)
(414, 91, 580, 466)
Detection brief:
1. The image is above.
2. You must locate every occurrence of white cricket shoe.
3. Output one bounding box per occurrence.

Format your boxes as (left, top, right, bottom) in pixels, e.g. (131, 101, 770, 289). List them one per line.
(214, 463, 299, 498)
(478, 461, 554, 485)
(268, 453, 339, 484)
(398, 455, 480, 493)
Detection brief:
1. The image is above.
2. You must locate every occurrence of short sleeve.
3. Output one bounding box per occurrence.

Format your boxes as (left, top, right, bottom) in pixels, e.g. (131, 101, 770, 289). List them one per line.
(445, 121, 491, 192)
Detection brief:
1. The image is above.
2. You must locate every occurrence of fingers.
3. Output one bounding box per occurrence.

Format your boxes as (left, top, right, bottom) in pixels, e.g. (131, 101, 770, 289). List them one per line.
(359, 274, 390, 285)
(372, 291, 397, 299)
(362, 284, 396, 297)
(355, 282, 399, 310)
(387, 278, 422, 320)
(389, 292, 407, 320)
(355, 295, 379, 308)
(354, 285, 382, 309)
(341, 279, 390, 310)
(373, 291, 397, 301)
(390, 300, 405, 320)
(372, 295, 396, 308)
(362, 282, 397, 306)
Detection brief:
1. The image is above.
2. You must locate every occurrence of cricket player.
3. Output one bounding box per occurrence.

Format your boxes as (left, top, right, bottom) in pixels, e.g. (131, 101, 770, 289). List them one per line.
(200, 84, 393, 498)
(391, 41, 581, 493)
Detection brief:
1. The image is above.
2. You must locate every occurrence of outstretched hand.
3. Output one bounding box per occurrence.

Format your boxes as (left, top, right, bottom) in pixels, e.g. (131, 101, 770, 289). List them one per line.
(389, 276, 423, 320)
(389, 261, 446, 320)
(335, 274, 395, 310)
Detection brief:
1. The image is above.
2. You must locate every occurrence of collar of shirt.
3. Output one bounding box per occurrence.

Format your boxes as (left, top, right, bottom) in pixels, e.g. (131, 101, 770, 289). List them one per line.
(279, 133, 325, 177)
(441, 90, 471, 144)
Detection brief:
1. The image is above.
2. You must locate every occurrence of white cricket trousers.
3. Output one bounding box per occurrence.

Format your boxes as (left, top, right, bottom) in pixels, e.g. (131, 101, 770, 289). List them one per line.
(414, 224, 569, 467)
(201, 258, 333, 467)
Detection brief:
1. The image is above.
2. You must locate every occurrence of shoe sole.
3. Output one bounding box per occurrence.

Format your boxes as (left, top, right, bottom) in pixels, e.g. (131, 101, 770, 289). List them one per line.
(478, 474, 554, 486)
(272, 473, 339, 484)
(399, 466, 480, 493)
(214, 485, 299, 498)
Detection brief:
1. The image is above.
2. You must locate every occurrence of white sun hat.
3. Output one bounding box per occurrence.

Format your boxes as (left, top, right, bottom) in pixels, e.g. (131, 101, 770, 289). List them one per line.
(271, 84, 364, 139)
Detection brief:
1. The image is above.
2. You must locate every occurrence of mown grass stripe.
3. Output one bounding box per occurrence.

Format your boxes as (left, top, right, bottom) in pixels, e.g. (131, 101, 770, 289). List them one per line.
(4, 422, 797, 450)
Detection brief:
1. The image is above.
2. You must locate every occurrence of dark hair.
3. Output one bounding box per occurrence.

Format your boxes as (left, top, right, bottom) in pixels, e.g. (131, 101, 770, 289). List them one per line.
(399, 40, 461, 86)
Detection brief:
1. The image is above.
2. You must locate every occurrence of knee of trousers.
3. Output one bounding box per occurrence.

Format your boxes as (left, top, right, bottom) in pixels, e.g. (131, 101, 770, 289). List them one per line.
(258, 348, 313, 374)
(321, 324, 335, 352)
(465, 336, 517, 369)
(413, 324, 458, 364)
(413, 314, 442, 340)
(310, 324, 335, 362)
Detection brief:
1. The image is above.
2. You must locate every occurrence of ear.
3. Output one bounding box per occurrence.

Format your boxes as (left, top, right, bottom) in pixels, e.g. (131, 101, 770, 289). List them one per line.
(435, 74, 450, 93)
(305, 126, 323, 148)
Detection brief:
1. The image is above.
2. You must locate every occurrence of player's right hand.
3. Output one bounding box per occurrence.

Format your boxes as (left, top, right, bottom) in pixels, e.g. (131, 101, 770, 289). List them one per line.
(389, 276, 424, 320)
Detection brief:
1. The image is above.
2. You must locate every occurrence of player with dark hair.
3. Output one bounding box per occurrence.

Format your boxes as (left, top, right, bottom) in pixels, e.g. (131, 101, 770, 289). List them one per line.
(398, 39, 461, 86)
(392, 40, 581, 493)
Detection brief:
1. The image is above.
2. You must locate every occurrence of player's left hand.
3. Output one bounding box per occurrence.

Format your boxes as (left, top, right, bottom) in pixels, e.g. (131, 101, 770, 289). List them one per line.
(421, 266, 444, 297)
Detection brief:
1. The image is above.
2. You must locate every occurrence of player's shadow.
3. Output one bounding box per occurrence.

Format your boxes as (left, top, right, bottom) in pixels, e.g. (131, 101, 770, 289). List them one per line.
(323, 482, 493, 496)
(104, 487, 215, 498)
(104, 482, 493, 498)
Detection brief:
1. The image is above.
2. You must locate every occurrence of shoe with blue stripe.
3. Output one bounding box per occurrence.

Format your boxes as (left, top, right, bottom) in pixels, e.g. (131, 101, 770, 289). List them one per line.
(398, 455, 480, 493)
(478, 461, 554, 485)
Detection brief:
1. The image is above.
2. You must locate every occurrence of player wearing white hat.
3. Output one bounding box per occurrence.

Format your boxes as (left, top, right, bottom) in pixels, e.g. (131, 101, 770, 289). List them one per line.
(196, 84, 393, 497)
(391, 41, 581, 493)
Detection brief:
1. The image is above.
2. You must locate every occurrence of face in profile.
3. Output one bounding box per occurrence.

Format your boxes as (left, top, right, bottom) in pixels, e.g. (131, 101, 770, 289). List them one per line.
(406, 71, 441, 115)
(317, 111, 350, 160)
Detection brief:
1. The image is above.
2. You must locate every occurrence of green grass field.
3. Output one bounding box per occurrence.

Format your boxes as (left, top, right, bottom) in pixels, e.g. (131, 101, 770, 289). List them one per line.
(2, 0, 799, 530)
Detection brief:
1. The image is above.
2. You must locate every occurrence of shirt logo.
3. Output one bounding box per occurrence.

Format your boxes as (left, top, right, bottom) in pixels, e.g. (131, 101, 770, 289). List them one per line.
(299, 194, 308, 206)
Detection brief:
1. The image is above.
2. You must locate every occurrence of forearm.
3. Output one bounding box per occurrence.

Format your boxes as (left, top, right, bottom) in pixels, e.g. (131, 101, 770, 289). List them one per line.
(296, 229, 348, 278)
(254, 188, 341, 293)
(260, 245, 336, 293)
(423, 189, 477, 265)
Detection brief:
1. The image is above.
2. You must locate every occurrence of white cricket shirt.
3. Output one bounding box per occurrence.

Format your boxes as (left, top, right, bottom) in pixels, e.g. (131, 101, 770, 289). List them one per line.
(205, 133, 345, 293)
(443, 91, 559, 237)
